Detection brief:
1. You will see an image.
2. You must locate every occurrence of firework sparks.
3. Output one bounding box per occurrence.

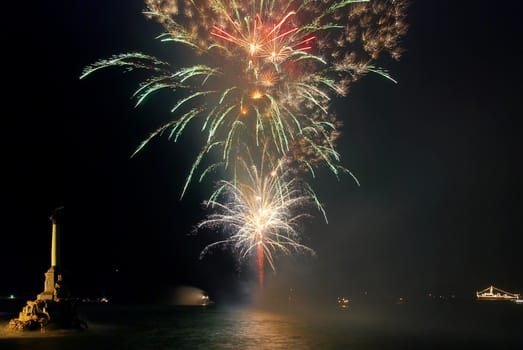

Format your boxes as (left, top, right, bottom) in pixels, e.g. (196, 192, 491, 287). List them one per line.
(81, 0, 408, 289)
(81, 0, 408, 196)
(197, 153, 323, 288)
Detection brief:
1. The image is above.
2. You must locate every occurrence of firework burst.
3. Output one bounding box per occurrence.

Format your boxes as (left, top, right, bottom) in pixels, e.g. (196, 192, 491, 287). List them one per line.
(81, 0, 408, 196)
(197, 151, 323, 288)
(81, 0, 408, 288)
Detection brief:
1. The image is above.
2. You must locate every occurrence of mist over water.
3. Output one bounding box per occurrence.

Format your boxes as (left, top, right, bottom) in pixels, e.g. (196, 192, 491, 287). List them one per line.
(1, 299, 522, 350)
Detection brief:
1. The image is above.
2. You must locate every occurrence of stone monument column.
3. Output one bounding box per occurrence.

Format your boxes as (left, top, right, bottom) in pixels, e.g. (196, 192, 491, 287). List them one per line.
(37, 207, 64, 301)
(51, 210, 60, 268)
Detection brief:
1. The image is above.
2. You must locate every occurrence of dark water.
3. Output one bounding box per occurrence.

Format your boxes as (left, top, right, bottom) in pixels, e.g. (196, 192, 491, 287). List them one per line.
(1, 301, 522, 349)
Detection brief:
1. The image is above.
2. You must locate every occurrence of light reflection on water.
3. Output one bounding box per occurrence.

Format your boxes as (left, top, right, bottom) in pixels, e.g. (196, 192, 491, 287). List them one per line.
(1, 303, 522, 349)
(198, 309, 316, 349)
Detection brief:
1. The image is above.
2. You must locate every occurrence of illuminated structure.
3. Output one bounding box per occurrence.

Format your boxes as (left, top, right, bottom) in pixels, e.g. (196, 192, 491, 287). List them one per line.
(37, 207, 65, 301)
(476, 285, 520, 301)
(8, 208, 86, 331)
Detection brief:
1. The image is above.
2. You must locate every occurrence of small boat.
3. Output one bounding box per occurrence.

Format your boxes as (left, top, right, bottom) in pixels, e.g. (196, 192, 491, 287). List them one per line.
(337, 296, 350, 310)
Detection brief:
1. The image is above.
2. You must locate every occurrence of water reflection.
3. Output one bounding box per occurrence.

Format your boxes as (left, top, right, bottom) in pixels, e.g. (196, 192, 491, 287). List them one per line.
(219, 309, 317, 349)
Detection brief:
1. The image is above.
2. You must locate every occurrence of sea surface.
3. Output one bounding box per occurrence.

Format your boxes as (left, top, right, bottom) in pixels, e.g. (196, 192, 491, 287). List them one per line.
(0, 300, 522, 350)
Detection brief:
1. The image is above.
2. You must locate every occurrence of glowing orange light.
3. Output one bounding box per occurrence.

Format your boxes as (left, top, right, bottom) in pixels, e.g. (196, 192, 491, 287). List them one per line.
(252, 90, 263, 99)
(241, 107, 248, 115)
(270, 170, 277, 177)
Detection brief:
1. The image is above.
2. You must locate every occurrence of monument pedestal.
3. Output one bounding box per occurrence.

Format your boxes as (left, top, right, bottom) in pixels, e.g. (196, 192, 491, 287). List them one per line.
(37, 267, 58, 301)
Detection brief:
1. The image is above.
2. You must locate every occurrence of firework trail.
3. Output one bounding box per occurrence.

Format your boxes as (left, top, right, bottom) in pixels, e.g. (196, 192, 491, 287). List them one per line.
(197, 149, 324, 288)
(81, 0, 408, 196)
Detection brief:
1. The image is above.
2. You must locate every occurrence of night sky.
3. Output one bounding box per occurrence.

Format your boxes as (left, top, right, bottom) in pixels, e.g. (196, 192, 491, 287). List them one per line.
(2, 1, 522, 304)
